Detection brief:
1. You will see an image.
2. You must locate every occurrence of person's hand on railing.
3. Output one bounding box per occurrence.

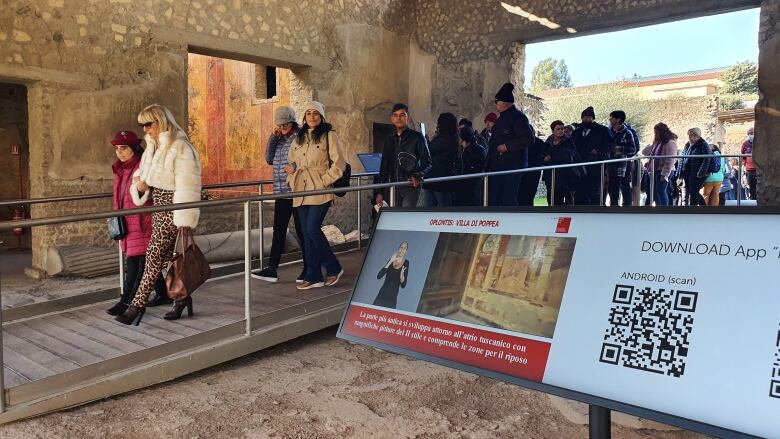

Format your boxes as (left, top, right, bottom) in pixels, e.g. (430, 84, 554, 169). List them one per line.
(408, 175, 421, 189)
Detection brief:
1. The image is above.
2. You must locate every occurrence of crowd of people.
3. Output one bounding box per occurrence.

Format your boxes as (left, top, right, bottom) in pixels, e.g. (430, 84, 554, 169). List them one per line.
(370, 81, 756, 209)
(106, 86, 756, 326)
(109, 101, 348, 329)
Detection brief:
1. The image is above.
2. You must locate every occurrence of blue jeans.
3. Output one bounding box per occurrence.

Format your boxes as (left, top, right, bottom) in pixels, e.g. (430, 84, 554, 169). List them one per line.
(297, 203, 342, 283)
(423, 189, 453, 207)
(488, 174, 521, 206)
(654, 172, 670, 206)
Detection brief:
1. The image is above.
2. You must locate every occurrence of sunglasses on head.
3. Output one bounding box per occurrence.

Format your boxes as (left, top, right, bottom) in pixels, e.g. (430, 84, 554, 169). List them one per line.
(139, 121, 155, 128)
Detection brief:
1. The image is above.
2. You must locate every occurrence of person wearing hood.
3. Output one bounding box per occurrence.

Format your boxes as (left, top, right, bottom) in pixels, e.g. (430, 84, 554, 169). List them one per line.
(116, 104, 203, 326)
(286, 101, 346, 290)
(106, 130, 169, 317)
(572, 106, 612, 205)
(485, 82, 535, 206)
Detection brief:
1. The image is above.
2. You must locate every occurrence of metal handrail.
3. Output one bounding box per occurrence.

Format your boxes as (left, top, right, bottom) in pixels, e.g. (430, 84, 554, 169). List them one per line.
(0, 154, 752, 231)
(0, 152, 753, 414)
(0, 172, 380, 208)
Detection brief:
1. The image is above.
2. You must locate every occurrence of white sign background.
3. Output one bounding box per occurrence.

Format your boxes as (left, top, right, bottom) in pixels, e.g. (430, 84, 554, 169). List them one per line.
(372, 210, 780, 438)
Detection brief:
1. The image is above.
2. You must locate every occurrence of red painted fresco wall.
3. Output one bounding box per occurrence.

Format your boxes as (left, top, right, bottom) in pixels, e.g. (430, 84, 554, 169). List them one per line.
(187, 53, 292, 196)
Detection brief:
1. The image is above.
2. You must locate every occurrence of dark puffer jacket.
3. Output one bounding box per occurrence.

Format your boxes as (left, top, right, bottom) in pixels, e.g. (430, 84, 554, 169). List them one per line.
(486, 106, 535, 171)
(425, 133, 459, 192)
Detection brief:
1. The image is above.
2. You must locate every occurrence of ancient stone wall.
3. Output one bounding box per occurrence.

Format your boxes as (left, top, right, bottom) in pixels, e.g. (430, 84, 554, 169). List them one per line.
(0, 0, 420, 270)
(756, 0, 780, 205)
(640, 96, 719, 148)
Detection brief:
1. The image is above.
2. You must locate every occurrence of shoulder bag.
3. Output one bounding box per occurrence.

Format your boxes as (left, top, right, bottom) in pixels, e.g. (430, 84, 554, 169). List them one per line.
(325, 131, 351, 197)
(165, 228, 211, 300)
(107, 175, 130, 240)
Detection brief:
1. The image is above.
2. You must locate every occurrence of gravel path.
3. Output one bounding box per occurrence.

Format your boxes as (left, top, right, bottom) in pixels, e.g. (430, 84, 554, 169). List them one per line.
(0, 328, 710, 439)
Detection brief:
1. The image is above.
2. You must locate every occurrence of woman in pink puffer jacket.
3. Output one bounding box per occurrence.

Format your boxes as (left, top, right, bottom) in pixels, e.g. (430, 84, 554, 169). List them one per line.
(106, 130, 169, 316)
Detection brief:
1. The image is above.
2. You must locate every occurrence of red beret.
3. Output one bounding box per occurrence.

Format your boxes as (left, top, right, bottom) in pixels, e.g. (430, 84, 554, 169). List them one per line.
(110, 130, 141, 147)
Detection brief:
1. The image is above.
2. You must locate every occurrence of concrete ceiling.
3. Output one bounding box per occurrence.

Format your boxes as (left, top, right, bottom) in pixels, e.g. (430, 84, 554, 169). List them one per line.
(482, 0, 761, 44)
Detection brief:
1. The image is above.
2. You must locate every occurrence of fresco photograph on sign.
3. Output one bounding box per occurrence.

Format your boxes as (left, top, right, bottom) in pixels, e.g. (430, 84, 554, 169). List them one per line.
(350, 229, 439, 312)
(417, 233, 576, 338)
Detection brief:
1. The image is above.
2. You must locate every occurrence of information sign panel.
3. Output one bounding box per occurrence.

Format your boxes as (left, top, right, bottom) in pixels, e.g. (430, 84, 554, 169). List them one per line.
(337, 208, 780, 439)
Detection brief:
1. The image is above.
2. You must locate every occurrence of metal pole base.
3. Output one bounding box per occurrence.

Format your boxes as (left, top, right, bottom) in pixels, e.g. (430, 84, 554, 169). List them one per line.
(589, 404, 611, 439)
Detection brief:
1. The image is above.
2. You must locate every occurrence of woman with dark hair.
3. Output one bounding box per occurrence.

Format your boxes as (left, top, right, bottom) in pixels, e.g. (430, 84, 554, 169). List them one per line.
(542, 120, 580, 206)
(641, 123, 678, 206)
(287, 101, 346, 290)
(423, 112, 459, 207)
(373, 242, 410, 309)
(107, 131, 169, 316)
(454, 127, 487, 206)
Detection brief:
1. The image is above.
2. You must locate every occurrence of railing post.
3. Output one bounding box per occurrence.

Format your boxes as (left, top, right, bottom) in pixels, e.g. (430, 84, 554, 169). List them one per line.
(0, 271, 5, 413)
(356, 176, 361, 250)
(633, 157, 642, 206)
(257, 185, 264, 269)
(389, 185, 396, 207)
(599, 163, 606, 207)
(550, 169, 556, 207)
(648, 159, 656, 206)
(118, 245, 124, 293)
(482, 176, 489, 207)
(738, 159, 743, 206)
(244, 201, 252, 336)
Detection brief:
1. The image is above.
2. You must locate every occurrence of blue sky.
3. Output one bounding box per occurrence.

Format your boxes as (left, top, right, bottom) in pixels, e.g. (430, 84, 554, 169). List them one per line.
(524, 8, 760, 87)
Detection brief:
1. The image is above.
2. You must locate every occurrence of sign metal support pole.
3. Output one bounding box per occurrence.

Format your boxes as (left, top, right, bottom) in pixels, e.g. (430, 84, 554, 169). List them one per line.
(589, 404, 611, 439)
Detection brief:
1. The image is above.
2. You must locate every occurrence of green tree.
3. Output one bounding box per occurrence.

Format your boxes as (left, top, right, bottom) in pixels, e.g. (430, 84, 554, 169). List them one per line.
(529, 58, 573, 94)
(720, 61, 758, 94)
(539, 83, 648, 139)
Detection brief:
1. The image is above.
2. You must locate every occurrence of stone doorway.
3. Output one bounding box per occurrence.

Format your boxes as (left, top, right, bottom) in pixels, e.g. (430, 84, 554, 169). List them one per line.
(0, 83, 29, 249)
(187, 52, 295, 197)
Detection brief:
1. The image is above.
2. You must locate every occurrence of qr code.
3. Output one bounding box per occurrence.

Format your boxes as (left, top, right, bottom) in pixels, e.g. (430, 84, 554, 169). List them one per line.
(600, 284, 697, 378)
(771, 324, 780, 399)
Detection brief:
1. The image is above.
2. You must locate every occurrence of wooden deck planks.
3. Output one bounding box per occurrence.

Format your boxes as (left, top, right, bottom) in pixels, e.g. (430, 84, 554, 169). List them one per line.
(1, 250, 364, 391)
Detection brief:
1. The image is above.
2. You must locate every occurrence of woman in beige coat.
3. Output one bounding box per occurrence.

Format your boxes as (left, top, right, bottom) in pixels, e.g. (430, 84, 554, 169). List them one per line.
(286, 101, 346, 290)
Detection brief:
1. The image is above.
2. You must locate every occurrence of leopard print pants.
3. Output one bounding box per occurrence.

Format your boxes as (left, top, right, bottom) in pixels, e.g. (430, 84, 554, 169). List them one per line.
(131, 188, 177, 307)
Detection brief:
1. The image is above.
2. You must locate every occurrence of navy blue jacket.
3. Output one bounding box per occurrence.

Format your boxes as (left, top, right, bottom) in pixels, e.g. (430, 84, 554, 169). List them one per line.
(572, 122, 612, 163)
(487, 106, 534, 171)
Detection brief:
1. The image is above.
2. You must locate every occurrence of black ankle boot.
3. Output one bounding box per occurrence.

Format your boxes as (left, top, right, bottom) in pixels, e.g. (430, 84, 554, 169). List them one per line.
(106, 302, 129, 316)
(164, 296, 194, 320)
(148, 294, 173, 307)
(115, 305, 146, 326)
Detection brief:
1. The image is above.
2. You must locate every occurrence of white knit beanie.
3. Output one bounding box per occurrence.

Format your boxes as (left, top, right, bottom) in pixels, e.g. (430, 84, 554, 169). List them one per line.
(304, 101, 326, 118)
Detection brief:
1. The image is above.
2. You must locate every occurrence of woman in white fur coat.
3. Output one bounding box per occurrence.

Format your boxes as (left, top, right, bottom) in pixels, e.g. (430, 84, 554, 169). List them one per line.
(115, 104, 202, 325)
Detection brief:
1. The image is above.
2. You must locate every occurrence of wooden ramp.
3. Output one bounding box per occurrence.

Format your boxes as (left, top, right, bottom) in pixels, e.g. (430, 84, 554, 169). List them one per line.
(0, 250, 364, 424)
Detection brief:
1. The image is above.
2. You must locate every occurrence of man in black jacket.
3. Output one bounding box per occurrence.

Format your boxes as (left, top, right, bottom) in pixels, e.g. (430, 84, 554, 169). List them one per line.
(375, 103, 432, 207)
(486, 82, 535, 206)
(572, 106, 612, 205)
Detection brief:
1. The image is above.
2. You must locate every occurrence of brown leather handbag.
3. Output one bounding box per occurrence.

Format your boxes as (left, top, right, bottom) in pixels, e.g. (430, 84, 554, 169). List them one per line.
(165, 228, 211, 300)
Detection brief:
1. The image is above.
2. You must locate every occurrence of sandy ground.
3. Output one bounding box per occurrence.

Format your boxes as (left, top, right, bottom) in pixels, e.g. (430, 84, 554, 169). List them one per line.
(0, 328, 710, 439)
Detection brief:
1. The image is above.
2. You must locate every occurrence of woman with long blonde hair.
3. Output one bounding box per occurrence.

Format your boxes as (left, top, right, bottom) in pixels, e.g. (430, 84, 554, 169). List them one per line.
(115, 104, 202, 325)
